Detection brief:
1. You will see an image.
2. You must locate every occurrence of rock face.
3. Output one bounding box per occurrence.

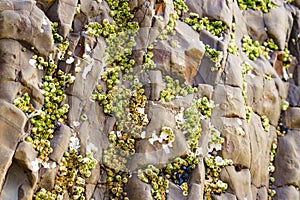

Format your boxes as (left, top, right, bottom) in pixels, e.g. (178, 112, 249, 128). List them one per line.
(0, 0, 299, 200)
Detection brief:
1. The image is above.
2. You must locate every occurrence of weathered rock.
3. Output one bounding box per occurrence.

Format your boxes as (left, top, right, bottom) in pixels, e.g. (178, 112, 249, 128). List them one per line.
(49, 124, 73, 163)
(125, 173, 153, 200)
(14, 141, 38, 186)
(223, 54, 243, 88)
(212, 84, 245, 119)
(186, 0, 233, 27)
(282, 107, 300, 129)
(248, 113, 276, 187)
(47, 0, 78, 38)
(0, 100, 27, 190)
(167, 181, 185, 200)
(287, 83, 300, 107)
(142, 70, 166, 101)
(212, 192, 237, 200)
(0, 0, 54, 55)
(0, 162, 34, 200)
(243, 9, 267, 43)
(220, 166, 252, 200)
(274, 185, 300, 200)
(264, 5, 293, 50)
(220, 118, 251, 169)
(274, 129, 300, 187)
(38, 162, 58, 190)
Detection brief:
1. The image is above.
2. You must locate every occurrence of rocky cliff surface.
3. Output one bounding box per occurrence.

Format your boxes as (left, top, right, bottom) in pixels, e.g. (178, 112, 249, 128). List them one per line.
(0, 0, 299, 199)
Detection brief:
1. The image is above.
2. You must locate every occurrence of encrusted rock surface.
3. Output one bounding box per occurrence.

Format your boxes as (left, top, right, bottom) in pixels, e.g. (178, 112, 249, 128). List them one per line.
(0, 0, 299, 200)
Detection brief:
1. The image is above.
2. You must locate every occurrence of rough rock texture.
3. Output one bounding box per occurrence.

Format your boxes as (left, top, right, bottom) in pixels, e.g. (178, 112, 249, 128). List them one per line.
(0, 0, 299, 200)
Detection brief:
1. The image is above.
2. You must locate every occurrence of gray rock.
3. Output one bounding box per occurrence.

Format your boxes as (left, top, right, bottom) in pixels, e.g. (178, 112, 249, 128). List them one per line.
(212, 192, 237, 200)
(223, 54, 243, 88)
(167, 181, 185, 200)
(287, 83, 300, 107)
(274, 129, 300, 187)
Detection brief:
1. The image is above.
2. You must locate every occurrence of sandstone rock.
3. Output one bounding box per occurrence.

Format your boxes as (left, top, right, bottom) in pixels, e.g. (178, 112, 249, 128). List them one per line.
(188, 183, 203, 200)
(253, 74, 282, 126)
(274, 185, 300, 200)
(0, 99, 27, 190)
(14, 141, 38, 185)
(38, 162, 58, 190)
(220, 166, 252, 200)
(274, 129, 300, 187)
(142, 70, 166, 101)
(92, 185, 109, 200)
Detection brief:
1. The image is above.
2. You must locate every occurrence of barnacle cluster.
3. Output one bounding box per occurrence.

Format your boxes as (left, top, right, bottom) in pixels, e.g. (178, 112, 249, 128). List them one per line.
(102, 145, 131, 200)
(160, 75, 197, 102)
(282, 47, 292, 68)
(268, 138, 277, 198)
(142, 51, 156, 71)
(261, 115, 270, 132)
(241, 62, 253, 122)
(173, 0, 189, 16)
(204, 155, 233, 198)
(228, 23, 239, 56)
(15, 54, 74, 163)
(203, 125, 233, 199)
(51, 22, 63, 42)
(242, 36, 269, 61)
(138, 165, 169, 200)
(237, 0, 276, 13)
(35, 136, 97, 199)
(204, 45, 224, 71)
(184, 13, 227, 37)
(160, 97, 214, 196)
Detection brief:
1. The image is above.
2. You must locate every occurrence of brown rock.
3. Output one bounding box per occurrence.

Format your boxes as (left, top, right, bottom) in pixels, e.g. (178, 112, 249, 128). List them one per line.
(212, 192, 237, 200)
